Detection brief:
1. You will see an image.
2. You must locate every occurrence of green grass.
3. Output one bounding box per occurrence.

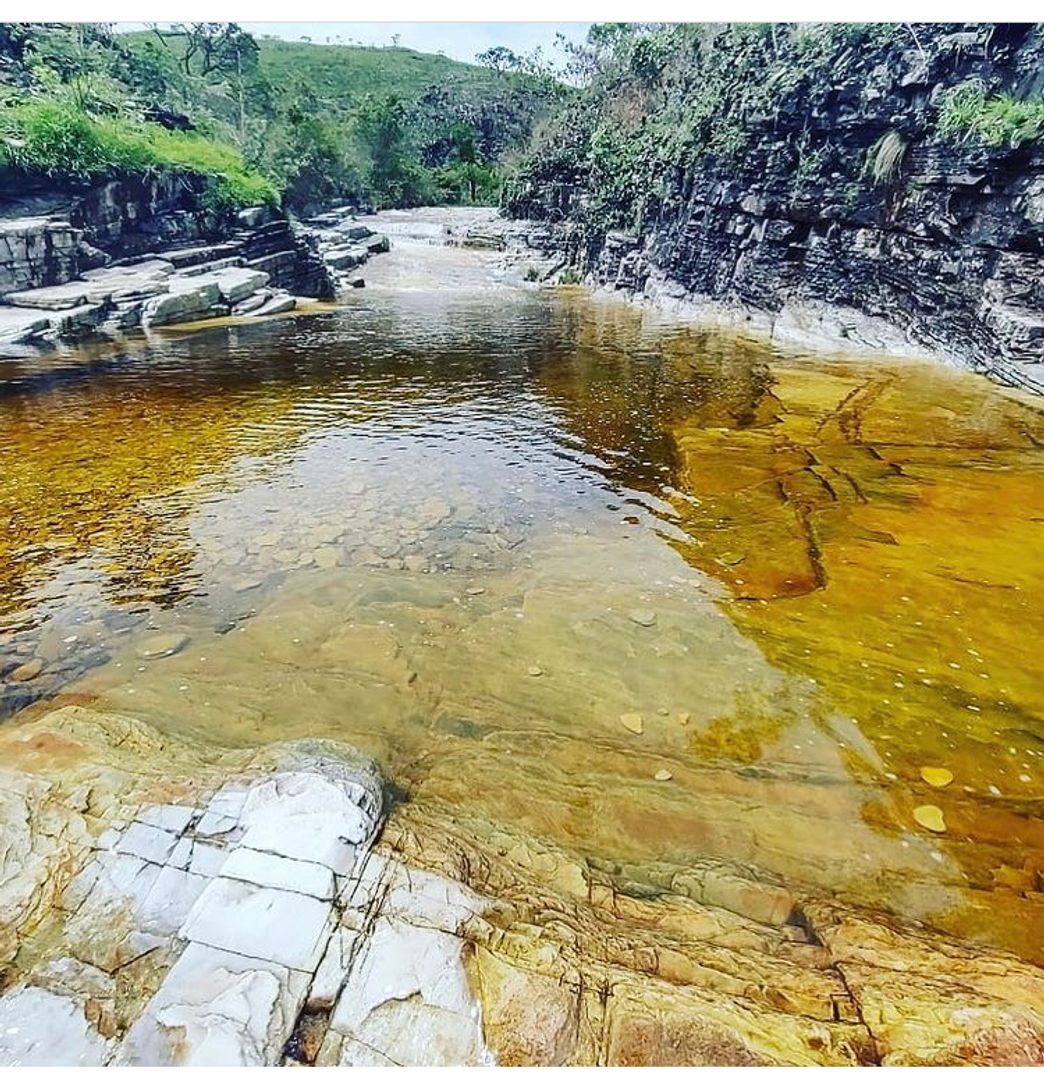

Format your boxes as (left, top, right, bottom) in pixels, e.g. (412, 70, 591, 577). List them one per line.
(937, 83, 1044, 149)
(0, 100, 278, 210)
(252, 39, 509, 107)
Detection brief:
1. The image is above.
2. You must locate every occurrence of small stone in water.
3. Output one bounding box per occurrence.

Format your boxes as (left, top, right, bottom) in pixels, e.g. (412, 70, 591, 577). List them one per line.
(136, 633, 189, 660)
(527, 665, 543, 677)
(920, 766, 954, 788)
(628, 609, 657, 627)
(676, 712, 692, 726)
(313, 548, 338, 570)
(913, 804, 946, 833)
(620, 713, 644, 735)
(654, 768, 673, 781)
(10, 658, 44, 681)
(465, 586, 485, 596)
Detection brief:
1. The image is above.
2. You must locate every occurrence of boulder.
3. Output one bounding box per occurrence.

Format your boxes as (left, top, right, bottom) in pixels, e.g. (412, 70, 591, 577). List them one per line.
(363, 234, 390, 255)
(324, 246, 366, 270)
(142, 279, 221, 327)
(250, 293, 296, 317)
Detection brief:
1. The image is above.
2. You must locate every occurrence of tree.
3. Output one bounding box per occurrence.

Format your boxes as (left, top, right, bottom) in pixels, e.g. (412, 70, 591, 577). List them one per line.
(149, 23, 258, 81)
(475, 46, 521, 74)
(354, 94, 430, 208)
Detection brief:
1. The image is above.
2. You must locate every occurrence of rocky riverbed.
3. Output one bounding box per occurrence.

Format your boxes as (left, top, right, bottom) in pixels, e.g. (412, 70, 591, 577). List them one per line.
(1, 207, 1042, 1066)
(1, 706, 1042, 1067)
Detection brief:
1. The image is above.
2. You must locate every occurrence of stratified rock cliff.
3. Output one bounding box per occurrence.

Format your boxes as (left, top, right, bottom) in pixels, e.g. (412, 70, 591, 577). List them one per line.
(503, 23, 1044, 390)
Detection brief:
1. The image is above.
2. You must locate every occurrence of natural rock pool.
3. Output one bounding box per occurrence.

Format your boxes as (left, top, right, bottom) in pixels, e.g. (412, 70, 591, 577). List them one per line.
(2, 211, 1043, 1062)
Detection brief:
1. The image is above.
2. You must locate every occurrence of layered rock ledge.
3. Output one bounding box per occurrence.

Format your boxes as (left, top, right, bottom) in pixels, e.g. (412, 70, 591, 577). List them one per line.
(0, 178, 390, 354)
(502, 24, 1044, 394)
(0, 707, 1042, 1066)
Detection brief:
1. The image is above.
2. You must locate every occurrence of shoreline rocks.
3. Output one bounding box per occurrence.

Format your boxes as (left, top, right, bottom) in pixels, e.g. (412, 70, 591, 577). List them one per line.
(1, 706, 1042, 1066)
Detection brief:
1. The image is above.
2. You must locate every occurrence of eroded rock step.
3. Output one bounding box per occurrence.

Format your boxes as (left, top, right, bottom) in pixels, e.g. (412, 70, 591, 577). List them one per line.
(0, 706, 1041, 1066)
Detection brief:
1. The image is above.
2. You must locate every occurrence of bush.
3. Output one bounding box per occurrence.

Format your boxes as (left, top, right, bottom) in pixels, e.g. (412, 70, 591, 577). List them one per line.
(0, 100, 279, 210)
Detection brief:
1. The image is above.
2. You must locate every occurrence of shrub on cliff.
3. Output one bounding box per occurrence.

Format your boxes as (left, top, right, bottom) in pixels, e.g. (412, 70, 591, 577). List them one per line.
(0, 100, 278, 210)
(938, 82, 1044, 150)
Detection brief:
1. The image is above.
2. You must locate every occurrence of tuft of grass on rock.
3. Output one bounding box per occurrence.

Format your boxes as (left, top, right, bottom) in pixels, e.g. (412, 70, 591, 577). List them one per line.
(937, 83, 1044, 150)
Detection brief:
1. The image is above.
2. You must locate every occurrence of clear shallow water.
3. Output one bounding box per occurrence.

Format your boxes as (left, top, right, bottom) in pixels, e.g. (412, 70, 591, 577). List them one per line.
(2, 216, 1042, 961)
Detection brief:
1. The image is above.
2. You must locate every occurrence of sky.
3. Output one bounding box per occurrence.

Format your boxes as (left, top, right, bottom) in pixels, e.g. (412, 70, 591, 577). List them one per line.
(122, 23, 593, 67)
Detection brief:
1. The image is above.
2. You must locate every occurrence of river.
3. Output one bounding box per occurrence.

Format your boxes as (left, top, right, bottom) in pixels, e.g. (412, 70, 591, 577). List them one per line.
(2, 207, 1042, 968)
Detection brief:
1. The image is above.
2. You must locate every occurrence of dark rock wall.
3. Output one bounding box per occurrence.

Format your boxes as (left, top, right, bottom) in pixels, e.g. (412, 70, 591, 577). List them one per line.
(506, 24, 1044, 391)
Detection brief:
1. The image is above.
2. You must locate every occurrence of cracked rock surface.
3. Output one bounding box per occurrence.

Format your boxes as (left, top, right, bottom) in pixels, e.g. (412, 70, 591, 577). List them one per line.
(0, 706, 1041, 1066)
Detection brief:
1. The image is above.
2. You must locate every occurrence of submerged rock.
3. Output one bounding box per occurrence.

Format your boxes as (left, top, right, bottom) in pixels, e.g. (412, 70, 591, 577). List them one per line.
(9, 658, 44, 682)
(136, 633, 189, 660)
(620, 712, 644, 735)
(0, 706, 1042, 1067)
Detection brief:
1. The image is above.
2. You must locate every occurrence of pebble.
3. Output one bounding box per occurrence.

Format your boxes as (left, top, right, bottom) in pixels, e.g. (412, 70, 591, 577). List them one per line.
(620, 713, 644, 735)
(920, 766, 954, 789)
(654, 768, 673, 781)
(913, 804, 946, 833)
(231, 577, 262, 593)
(136, 633, 189, 660)
(465, 586, 486, 596)
(675, 712, 692, 726)
(628, 609, 657, 627)
(313, 548, 339, 570)
(527, 665, 543, 677)
(10, 658, 44, 682)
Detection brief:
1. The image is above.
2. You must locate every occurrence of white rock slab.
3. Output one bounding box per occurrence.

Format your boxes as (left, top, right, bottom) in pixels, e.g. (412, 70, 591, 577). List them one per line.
(137, 865, 210, 936)
(188, 840, 230, 877)
(250, 293, 296, 317)
(316, 1032, 398, 1067)
(329, 916, 485, 1066)
(115, 822, 179, 864)
(194, 811, 240, 838)
(63, 851, 161, 915)
(236, 770, 376, 875)
(0, 306, 49, 343)
(168, 837, 192, 869)
(0, 986, 111, 1066)
(239, 813, 357, 875)
(4, 281, 91, 310)
(179, 876, 333, 972)
(117, 943, 307, 1066)
(211, 267, 270, 304)
(205, 786, 249, 820)
(137, 803, 195, 834)
(219, 846, 334, 900)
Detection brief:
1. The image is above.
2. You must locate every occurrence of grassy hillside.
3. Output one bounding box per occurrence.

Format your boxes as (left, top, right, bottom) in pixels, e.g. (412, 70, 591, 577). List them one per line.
(119, 27, 562, 210)
(253, 39, 509, 104)
(0, 23, 561, 214)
